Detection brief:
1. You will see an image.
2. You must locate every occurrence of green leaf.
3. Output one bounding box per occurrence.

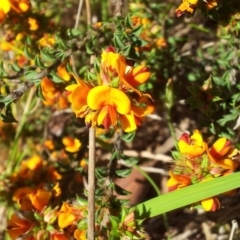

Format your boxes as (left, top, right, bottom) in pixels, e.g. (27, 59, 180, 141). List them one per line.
(121, 131, 135, 142)
(0, 106, 18, 123)
(109, 215, 119, 230)
(36, 84, 45, 101)
(95, 167, 108, 179)
(24, 45, 34, 60)
(115, 168, 132, 178)
(67, 28, 81, 38)
(34, 54, 45, 68)
(86, 41, 94, 54)
(41, 49, 56, 62)
(24, 70, 39, 81)
(77, 219, 87, 230)
(122, 156, 138, 165)
(49, 71, 64, 83)
(131, 25, 143, 37)
(8, 63, 21, 72)
(113, 34, 125, 50)
(133, 172, 240, 218)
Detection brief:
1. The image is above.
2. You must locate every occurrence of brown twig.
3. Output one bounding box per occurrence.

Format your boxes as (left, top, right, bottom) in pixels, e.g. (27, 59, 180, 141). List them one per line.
(110, 0, 123, 17)
(85, 0, 91, 24)
(88, 127, 96, 240)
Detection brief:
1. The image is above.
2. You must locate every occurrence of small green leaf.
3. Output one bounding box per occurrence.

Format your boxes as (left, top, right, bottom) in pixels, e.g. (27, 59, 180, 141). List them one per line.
(41, 49, 56, 62)
(36, 84, 45, 101)
(113, 34, 125, 50)
(115, 168, 132, 178)
(50, 71, 64, 83)
(109, 215, 119, 229)
(8, 63, 21, 72)
(121, 131, 136, 142)
(86, 42, 94, 54)
(24, 70, 39, 80)
(24, 45, 33, 59)
(67, 28, 81, 38)
(77, 219, 87, 230)
(131, 25, 143, 37)
(34, 54, 45, 68)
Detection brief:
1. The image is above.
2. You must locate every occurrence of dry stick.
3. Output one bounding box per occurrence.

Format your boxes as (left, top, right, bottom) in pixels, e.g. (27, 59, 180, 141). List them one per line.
(85, 0, 91, 25)
(88, 127, 96, 240)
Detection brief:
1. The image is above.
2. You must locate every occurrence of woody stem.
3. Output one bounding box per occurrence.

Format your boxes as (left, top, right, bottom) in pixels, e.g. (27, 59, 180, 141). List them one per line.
(88, 127, 96, 240)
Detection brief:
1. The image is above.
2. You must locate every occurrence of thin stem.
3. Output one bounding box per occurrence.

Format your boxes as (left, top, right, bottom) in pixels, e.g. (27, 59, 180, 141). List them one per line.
(88, 127, 96, 240)
(85, 0, 91, 24)
(7, 87, 35, 174)
(75, 0, 83, 29)
(134, 164, 170, 237)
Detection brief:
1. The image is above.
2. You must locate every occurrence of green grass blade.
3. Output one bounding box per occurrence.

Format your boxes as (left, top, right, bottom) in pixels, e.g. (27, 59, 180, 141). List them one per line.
(133, 172, 240, 218)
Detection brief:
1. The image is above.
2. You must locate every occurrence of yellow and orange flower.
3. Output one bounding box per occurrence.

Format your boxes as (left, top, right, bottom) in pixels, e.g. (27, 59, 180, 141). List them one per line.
(0, 0, 30, 23)
(74, 229, 87, 240)
(167, 170, 191, 192)
(19, 188, 52, 212)
(168, 130, 239, 211)
(57, 64, 71, 82)
(62, 136, 81, 153)
(175, 0, 218, 17)
(7, 214, 34, 240)
(178, 130, 206, 157)
(66, 77, 92, 118)
(41, 77, 69, 109)
(66, 48, 153, 132)
(58, 202, 83, 229)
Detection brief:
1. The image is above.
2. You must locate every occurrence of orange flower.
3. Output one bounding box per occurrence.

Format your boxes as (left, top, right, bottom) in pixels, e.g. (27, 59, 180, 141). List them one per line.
(66, 78, 92, 118)
(209, 138, 232, 159)
(10, 0, 30, 13)
(101, 49, 150, 95)
(178, 130, 206, 157)
(41, 77, 58, 106)
(175, 0, 198, 17)
(7, 214, 33, 240)
(207, 139, 237, 172)
(0, 0, 11, 23)
(62, 136, 81, 153)
(41, 77, 68, 109)
(86, 85, 131, 130)
(58, 202, 77, 229)
(28, 189, 52, 212)
(28, 17, 38, 31)
(125, 65, 151, 88)
(205, 0, 218, 10)
(100, 49, 126, 85)
(167, 170, 191, 191)
(57, 64, 71, 82)
(14, 155, 42, 180)
(47, 165, 62, 181)
(12, 187, 33, 202)
(44, 139, 55, 150)
(74, 229, 87, 240)
(39, 34, 55, 47)
(201, 197, 220, 211)
(19, 189, 52, 212)
(51, 233, 68, 240)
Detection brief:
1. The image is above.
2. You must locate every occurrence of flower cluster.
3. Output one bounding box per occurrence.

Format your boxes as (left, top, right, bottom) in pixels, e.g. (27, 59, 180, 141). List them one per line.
(167, 130, 239, 211)
(66, 47, 154, 132)
(8, 187, 87, 240)
(0, 0, 30, 23)
(175, 0, 218, 17)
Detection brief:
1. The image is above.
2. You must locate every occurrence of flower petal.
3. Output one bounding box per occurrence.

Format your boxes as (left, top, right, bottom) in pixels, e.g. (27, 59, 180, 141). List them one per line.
(87, 86, 131, 114)
(119, 111, 137, 132)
